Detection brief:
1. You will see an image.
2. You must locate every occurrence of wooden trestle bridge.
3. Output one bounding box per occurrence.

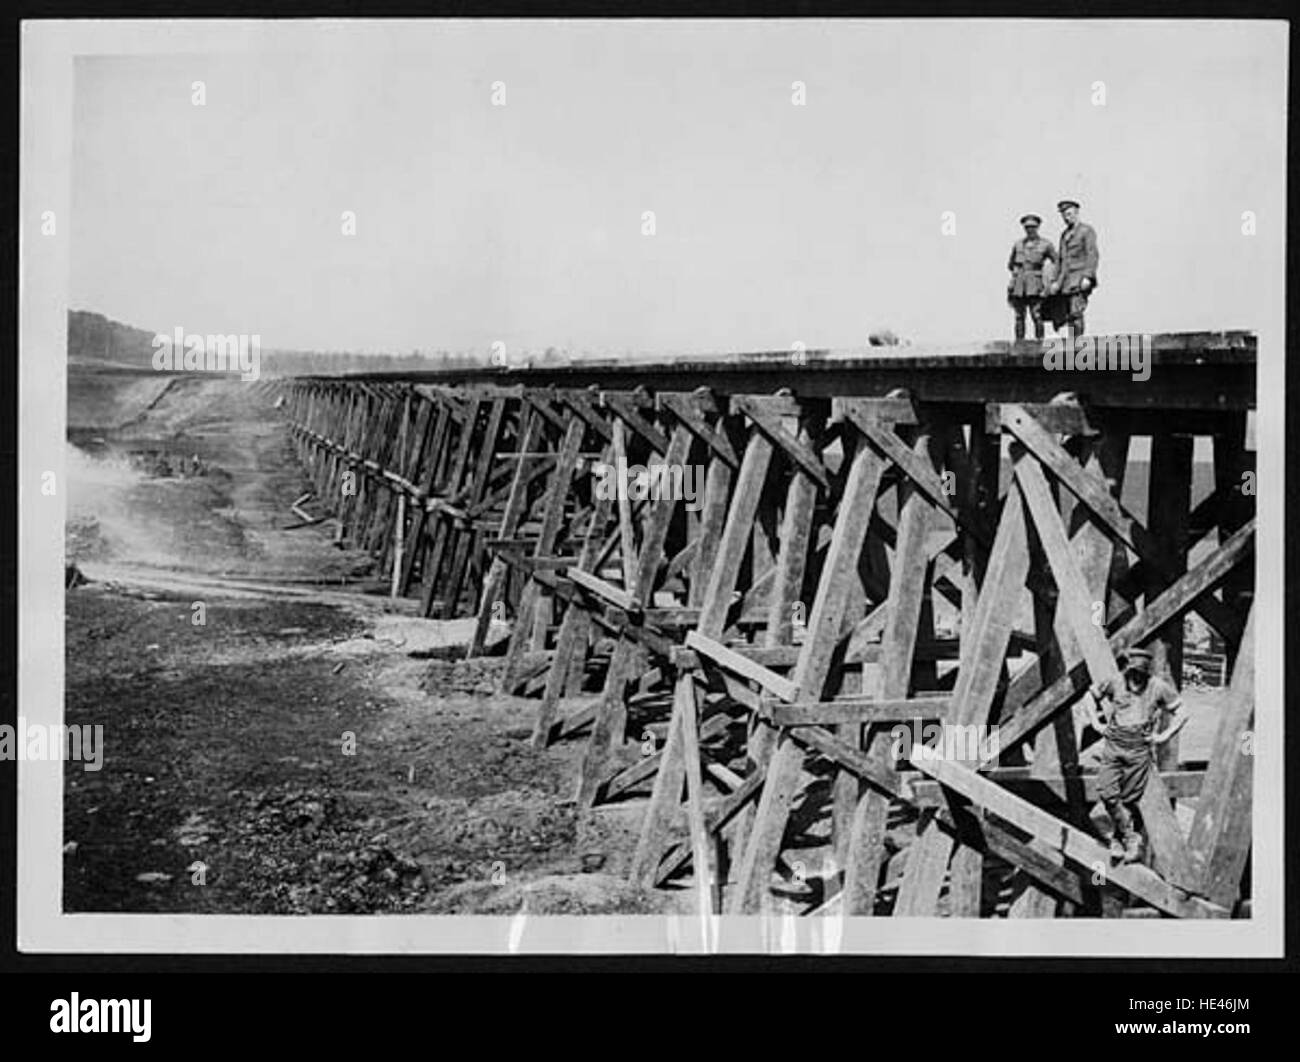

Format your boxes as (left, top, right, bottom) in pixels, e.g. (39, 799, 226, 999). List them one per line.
(271, 332, 1256, 919)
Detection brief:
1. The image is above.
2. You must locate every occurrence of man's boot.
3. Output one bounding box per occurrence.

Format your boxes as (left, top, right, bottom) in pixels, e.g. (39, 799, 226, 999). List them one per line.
(1105, 801, 1132, 862)
(1123, 825, 1144, 865)
(1112, 803, 1142, 864)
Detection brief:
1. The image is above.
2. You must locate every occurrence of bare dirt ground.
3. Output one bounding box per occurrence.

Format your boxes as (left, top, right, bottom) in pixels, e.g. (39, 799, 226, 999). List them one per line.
(64, 373, 669, 915)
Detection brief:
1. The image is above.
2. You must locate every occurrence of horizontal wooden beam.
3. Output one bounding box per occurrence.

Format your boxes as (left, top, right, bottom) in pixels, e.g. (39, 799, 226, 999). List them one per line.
(761, 695, 951, 727)
(908, 767, 1205, 807)
(909, 747, 1226, 918)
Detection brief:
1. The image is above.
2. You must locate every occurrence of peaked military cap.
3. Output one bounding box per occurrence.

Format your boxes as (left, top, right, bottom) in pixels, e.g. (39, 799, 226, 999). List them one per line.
(1020, 214, 1042, 226)
(1057, 199, 1081, 211)
(1118, 648, 1153, 675)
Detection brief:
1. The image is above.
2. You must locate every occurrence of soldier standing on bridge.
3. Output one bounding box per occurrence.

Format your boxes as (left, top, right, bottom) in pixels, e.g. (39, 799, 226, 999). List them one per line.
(1046, 198, 1099, 336)
(1006, 213, 1056, 341)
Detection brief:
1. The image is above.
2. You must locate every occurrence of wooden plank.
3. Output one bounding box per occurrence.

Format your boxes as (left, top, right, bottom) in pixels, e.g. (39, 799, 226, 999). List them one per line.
(567, 566, 639, 613)
(790, 443, 887, 699)
(1137, 772, 1199, 891)
(531, 497, 613, 746)
(908, 768, 1206, 807)
(729, 439, 886, 913)
(984, 401, 1101, 437)
(983, 519, 1254, 769)
(1008, 878, 1062, 918)
(629, 692, 690, 885)
(1145, 433, 1193, 772)
(559, 389, 614, 442)
(575, 423, 694, 806)
(500, 417, 587, 689)
(697, 433, 775, 635)
(1187, 604, 1255, 907)
(832, 396, 920, 427)
(1213, 415, 1254, 668)
(844, 409, 966, 535)
(908, 748, 1225, 918)
(443, 396, 507, 616)
(765, 696, 951, 727)
(1014, 448, 1122, 687)
(790, 724, 1089, 908)
(765, 416, 822, 648)
(1025, 506, 1086, 915)
(1001, 403, 1239, 642)
(1017, 443, 1204, 891)
(658, 392, 739, 467)
(656, 773, 766, 886)
(676, 672, 716, 913)
(606, 711, 731, 801)
(731, 416, 823, 875)
(685, 631, 799, 703)
(894, 480, 1031, 916)
(605, 391, 671, 456)
(611, 418, 639, 595)
(689, 422, 737, 605)
(846, 426, 937, 913)
(956, 424, 999, 637)
(733, 395, 829, 489)
(420, 396, 484, 616)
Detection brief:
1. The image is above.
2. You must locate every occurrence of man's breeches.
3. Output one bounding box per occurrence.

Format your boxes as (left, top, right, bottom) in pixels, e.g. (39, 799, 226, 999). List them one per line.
(1065, 292, 1089, 336)
(1010, 296, 1045, 340)
(1097, 732, 1151, 807)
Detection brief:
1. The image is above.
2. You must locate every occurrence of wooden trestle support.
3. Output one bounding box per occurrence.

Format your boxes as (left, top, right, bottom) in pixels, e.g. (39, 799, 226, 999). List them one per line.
(275, 332, 1257, 919)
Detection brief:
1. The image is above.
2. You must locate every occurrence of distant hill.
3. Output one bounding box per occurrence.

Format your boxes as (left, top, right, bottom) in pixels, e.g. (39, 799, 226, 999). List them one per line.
(68, 310, 160, 367)
(66, 310, 495, 375)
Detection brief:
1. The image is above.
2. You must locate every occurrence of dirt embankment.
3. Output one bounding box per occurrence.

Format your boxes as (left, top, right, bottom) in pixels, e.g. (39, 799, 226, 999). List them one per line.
(67, 371, 373, 582)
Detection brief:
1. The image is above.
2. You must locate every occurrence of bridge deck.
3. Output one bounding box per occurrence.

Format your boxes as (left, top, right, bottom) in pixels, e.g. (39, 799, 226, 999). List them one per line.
(290, 331, 1256, 411)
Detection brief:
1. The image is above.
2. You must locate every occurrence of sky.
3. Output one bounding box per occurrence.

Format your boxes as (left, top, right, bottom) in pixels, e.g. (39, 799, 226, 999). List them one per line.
(69, 20, 1287, 356)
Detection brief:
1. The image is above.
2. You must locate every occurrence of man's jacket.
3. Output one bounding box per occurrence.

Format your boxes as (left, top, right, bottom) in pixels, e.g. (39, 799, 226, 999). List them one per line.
(1056, 221, 1099, 293)
(1006, 236, 1057, 298)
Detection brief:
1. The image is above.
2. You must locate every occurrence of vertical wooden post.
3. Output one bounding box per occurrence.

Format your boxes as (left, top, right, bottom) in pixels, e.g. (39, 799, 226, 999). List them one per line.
(629, 429, 774, 886)
(575, 424, 693, 806)
(1186, 604, 1255, 908)
(845, 425, 934, 915)
(895, 475, 1030, 916)
(1146, 433, 1194, 771)
(500, 416, 587, 690)
(729, 437, 885, 914)
(468, 403, 545, 655)
(732, 413, 821, 885)
(1213, 414, 1254, 672)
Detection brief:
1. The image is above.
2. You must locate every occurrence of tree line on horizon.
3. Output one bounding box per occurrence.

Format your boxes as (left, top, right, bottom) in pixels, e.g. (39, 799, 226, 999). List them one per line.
(65, 310, 577, 375)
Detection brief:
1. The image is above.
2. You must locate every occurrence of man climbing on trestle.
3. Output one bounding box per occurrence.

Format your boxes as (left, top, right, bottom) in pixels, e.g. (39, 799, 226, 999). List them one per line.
(1085, 648, 1186, 864)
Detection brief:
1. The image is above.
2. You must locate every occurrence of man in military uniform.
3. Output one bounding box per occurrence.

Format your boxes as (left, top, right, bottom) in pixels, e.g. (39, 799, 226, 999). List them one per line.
(1006, 213, 1055, 340)
(1085, 649, 1186, 864)
(1047, 198, 1099, 336)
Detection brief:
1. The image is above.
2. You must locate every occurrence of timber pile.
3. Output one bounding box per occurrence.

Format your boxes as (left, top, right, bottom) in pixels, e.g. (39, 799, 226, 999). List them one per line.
(274, 332, 1256, 918)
